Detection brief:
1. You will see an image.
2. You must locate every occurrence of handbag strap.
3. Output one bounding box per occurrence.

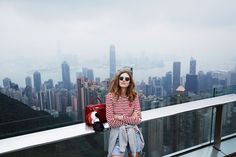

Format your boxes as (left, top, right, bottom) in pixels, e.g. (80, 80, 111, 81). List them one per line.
(109, 93, 115, 114)
(90, 97, 102, 104)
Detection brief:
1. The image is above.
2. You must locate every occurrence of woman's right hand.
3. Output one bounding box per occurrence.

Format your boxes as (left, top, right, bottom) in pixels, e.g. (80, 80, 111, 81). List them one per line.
(114, 114, 124, 121)
(132, 111, 139, 118)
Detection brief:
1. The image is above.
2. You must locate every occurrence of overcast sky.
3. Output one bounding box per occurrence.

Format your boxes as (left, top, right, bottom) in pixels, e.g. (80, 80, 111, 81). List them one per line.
(0, 0, 236, 86)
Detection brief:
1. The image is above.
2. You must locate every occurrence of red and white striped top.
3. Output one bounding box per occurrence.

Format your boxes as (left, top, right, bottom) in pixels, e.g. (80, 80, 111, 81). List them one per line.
(106, 93, 142, 128)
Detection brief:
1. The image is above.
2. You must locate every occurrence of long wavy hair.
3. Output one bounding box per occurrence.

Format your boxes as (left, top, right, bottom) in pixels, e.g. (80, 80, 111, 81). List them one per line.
(108, 69, 137, 102)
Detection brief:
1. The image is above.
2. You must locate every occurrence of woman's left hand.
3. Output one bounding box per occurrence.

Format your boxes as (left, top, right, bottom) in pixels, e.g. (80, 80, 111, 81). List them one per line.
(114, 115, 123, 121)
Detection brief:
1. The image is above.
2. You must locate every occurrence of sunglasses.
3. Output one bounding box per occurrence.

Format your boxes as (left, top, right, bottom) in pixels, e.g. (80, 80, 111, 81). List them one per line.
(119, 76, 130, 81)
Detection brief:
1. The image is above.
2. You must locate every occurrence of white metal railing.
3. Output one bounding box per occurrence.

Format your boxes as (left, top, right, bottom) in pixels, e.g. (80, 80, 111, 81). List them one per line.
(0, 94, 236, 155)
(141, 94, 236, 121)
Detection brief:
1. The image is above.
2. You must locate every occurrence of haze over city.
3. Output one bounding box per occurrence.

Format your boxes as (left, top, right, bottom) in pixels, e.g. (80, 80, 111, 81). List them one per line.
(0, 0, 236, 86)
(1, 2, 236, 156)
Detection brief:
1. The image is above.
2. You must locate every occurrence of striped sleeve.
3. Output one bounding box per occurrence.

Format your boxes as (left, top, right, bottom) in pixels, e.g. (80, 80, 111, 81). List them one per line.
(105, 93, 124, 128)
(122, 95, 142, 125)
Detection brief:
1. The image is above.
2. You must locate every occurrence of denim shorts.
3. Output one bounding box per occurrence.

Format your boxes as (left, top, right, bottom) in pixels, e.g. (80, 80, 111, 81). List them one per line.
(112, 132, 142, 156)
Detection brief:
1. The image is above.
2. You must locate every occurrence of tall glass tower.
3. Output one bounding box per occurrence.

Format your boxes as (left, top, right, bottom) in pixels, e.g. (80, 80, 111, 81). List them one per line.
(173, 61, 181, 92)
(186, 57, 198, 93)
(189, 57, 196, 75)
(164, 71, 172, 95)
(61, 61, 71, 90)
(33, 71, 41, 92)
(109, 45, 116, 79)
(25, 76, 32, 87)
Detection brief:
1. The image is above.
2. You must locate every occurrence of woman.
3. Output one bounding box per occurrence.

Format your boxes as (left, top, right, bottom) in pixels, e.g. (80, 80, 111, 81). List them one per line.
(106, 69, 144, 157)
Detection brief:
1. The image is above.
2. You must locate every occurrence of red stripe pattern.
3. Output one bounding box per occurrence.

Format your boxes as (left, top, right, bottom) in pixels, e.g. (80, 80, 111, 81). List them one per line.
(106, 93, 142, 128)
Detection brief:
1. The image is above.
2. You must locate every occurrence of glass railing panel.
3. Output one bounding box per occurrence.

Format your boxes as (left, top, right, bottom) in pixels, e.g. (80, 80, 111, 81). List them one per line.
(213, 85, 236, 97)
(140, 88, 216, 112)
(0, 107, 214, 157)
(0, 112, 79, 139)
(0, 131, 108, 157)
(1, 85, 235, 140)
(140, 107, 214, 157)
(0, 87, 84, 139)
(222, 102, 236, 137)
(140, 85, 236, 112)
(3, 100, 236, 157)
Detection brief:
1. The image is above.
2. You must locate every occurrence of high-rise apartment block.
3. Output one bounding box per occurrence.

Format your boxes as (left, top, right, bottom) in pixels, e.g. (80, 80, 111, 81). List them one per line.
(76, 78, 84, 122)
(185, 58, 198, 93)
(163, 71, 172, 96)
(61, 61, 71, 90)
(229, 72, 236, 86)
(82, 67, 94, 81)
(185, 74, 198, 93)
(173, 62, 181, 92)
(33, 71, 41, 92)
(189, 57, 196, 75)
(25, 76, 32, 88)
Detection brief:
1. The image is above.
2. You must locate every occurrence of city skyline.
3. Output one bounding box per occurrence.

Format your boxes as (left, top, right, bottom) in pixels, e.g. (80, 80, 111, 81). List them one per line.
(1, 58, 236, 88)
(0, 0, 236, 86)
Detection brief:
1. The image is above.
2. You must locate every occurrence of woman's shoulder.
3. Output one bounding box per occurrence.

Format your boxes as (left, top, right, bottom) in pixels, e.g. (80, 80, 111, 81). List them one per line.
(106, 92, 112, 97)
(134, 93, 139, 100)
(106, 92, 115, 98)
(106, 93, 117, 103)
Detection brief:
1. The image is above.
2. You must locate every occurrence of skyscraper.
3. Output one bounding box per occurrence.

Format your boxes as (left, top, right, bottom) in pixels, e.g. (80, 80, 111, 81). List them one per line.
(45, 90, 54, 110)
(77, 78, 84, 122)
(82, 67, 94, 81)
(82, 67, 88, 79)
(60, 89, 69, 113)
(230, 72, 236, 85)
(190, 57, 196, 75)
(186, 58, 198, 93)
(163, 71, 172, 96)
(33, 71, 41, 92)
(3, 77, 11, 88)
(25, 76, 32, 87)
(61, 61, 71, 90)
(109, 45, 116, 79)
(198, 71, 208, 91)
(44, 79, 54, 89)
(87, 69, 94, 81)
(185, 74, 198, 93)
(173, 62, 181, 92)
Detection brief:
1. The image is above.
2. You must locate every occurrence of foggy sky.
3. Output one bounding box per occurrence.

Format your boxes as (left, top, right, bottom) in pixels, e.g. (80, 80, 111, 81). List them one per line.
(0, 0, 236, 86)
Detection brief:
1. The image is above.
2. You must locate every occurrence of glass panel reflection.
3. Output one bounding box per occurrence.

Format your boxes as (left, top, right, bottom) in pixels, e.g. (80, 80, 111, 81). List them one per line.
(141, 108, 213, 156)
(222, 102, 236, 137)
(1, 108, 214, 157)
(1, 131, 108, 157)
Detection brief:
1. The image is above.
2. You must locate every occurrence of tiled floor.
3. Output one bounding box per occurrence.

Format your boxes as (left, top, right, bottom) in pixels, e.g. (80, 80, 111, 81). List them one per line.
(179, 137, 236, 157)
(180, 147, 225, 157)
(220, 137, 236, 155)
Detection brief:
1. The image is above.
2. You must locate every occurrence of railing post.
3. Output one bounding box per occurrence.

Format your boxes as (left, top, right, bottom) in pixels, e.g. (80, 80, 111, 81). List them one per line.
(213, 87, 216, 97)
(213, 105, 223, 150)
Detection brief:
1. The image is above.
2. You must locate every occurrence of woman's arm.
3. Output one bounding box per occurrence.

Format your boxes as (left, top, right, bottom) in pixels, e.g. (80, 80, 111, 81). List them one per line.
(106, 93, 124, 128)
(121, 95, 142, 125)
